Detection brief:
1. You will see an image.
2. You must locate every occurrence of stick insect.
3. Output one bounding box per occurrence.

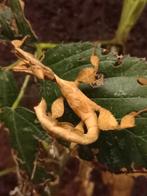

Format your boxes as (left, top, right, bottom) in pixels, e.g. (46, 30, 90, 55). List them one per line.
(11, 40, 147, 145)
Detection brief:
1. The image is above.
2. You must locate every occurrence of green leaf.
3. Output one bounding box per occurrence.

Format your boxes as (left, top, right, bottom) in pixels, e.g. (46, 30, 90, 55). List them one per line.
(9, 0, 37, 41)
(0, 4, 14, 39)
(0, 70, 18, 107)
(0, 1, 37, 40)
(40, 42, 147, 171)
(0, 107, 52, 176)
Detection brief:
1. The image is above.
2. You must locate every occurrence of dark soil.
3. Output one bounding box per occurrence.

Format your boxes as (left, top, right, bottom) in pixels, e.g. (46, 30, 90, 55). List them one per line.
(24, 0, 147, 57)
(0, 0, 147, 195)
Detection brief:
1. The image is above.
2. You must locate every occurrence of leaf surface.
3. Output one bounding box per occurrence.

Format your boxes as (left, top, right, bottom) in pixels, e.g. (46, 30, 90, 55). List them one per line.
(0, 70, 18, 107)
(0, 0, 37, 40)
(0, 107, 52, 176)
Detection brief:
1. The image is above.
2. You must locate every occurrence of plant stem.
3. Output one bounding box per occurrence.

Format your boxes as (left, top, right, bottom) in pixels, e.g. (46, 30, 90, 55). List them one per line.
(113, 0, 146, 45)
(35, 42, 57, 60)
(36, 42, 57, 50)
(11, 75, 30, 110)
(0, 167, 16, 177)
(1, 60, 20, 71)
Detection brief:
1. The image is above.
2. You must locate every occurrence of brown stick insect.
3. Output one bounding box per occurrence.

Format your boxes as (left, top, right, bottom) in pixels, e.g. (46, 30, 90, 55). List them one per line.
(11, 39, 147, 145)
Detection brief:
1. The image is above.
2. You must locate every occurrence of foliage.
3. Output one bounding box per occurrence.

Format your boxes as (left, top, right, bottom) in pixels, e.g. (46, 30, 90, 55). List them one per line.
(0, 0, 36, 40)
(0, 70, 18, 107)
(0, 0, 147, 195)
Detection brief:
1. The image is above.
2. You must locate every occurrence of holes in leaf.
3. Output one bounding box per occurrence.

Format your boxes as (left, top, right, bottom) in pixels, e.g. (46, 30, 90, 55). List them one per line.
(101, 43, 124, 56)
(95, 72, 103, 80)
(101, 44, 110, 55)
(91, 73, 104, 88)
(113, 56, 123, 67)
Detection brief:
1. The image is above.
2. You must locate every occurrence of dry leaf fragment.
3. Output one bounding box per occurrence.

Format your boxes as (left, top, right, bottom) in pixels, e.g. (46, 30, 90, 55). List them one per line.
(137, 77, 147, 85)
(119, 108, 147, 129)
(102, 171, 134, 196)
(90, 55, 99, 70)
(98, 108, 147, 131)
(76, 67, 96, 84)
(11, 36, 28, 48)
(97, 108, 118, 131)
(119, 112, 136, 129)
(75, 67, 104, 87)
(51, 97, 64, 119)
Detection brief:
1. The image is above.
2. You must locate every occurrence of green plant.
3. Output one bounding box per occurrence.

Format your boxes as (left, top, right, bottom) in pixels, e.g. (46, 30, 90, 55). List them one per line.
(113, 0, 147, 45)
(0, 0, 147, 195)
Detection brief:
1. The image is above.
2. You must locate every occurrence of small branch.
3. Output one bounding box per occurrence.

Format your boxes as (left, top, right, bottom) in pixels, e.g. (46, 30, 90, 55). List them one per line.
(0, 167, 16, 177)
(11, 75, 30, 110)
(35, 42, 57, 60)
(35, 42, 57, 50)
(2, 60, 20, 71)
